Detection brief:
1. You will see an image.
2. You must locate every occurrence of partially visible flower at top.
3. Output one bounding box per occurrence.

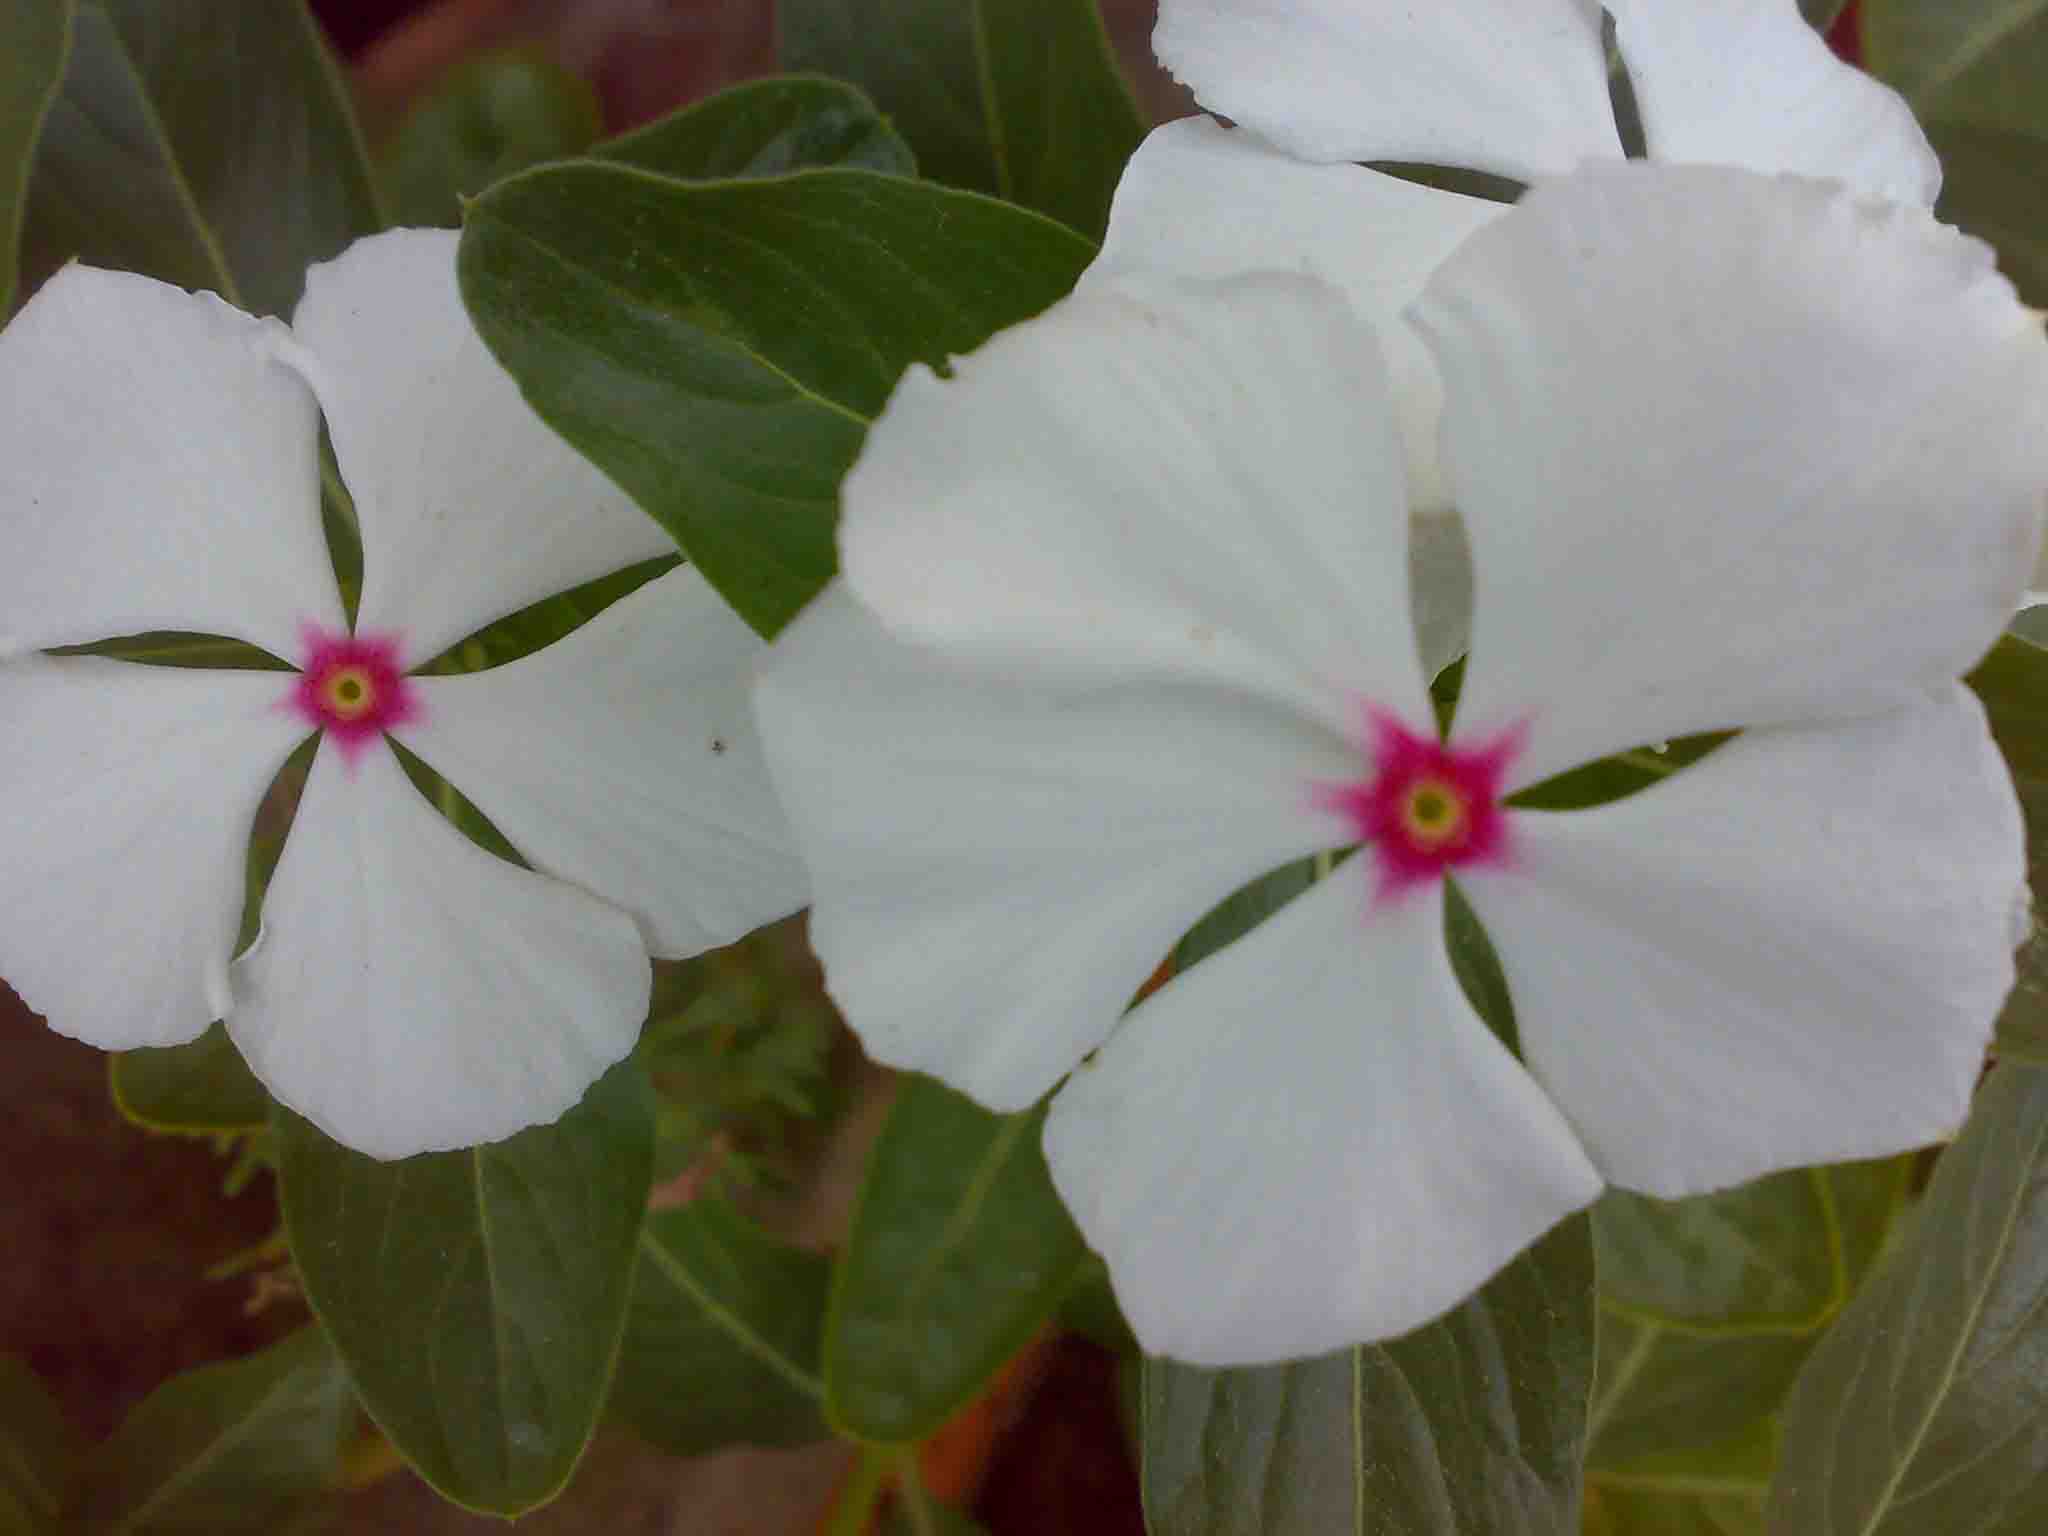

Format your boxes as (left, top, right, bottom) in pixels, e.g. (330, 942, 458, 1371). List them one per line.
(0, 229, 808, 1159)
(755, 164, 2048, 1365)
(1094, 0, 1949, 665)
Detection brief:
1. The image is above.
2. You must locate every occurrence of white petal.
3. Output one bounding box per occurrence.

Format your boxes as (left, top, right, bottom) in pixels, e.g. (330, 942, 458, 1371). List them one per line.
(1417, 164, 2048, 789)
(1461, 687, 2022, 1199)
(404, 567, 807, 960)
(1152, 0, 1617, 180)
(0, 267, 344, 659)
(1609, 0, 1939, 206)
(842, 272, 1431, 736)
(0, 657, 307, 1047)
(288, 228, 675, 664)
(227, 736, 649, 1159)
(1086, 117, 1506, 523)
(1045, 866, 1601, 1365)
(755, 586, 1360, 1113)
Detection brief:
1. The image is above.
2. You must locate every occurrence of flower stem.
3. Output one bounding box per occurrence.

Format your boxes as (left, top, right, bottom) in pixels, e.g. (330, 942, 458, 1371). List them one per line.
(821, 1444, 898, 1536)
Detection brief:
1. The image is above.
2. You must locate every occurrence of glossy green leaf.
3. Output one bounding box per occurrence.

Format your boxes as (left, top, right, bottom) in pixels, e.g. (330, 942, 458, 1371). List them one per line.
(110, 1023, 270, 1135)
(1587, 1158, 1910, 1468)
(459, 163, 1093, 636)
(779, 0, 1143, 238)
(0, 1356, 80, 1534)
(1141, 1215, 1594, 1536)
(1768, 1064, 2048, 1534)
(79, 1326, 352, 1535)
(595, 73, 914, 181)
(1585, 1420, 1774, 1536)
(1862, 0, 2048, 303)
(0, 0, 71, 315)
(274, 1059, 656, 1516)
(379, 46, 599, 228)
(825, 1074, 1090, 1443)
(609, 1197, 831, 1454)
(19, 0, 382, 315)
(1970, 635, 2048, 1064)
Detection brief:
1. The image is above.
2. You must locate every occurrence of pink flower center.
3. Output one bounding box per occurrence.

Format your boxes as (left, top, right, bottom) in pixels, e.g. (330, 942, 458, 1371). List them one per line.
(1315, 709, 1521, 901)
(289, 626, 418, 763)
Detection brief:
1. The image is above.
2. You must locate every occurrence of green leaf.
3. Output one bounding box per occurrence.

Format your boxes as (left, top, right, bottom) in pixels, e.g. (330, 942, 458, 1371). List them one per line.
(825, 1074, 1091, 1444)
(1920, 120, 2048, 307)
(19, 0, 382, 315)
(609, 1197, 831, 1454)
(0, 0, 71, 315)
(274, 1059, 656, 1516)
(1587, 1158, 1910, 1468)
(1585, 1420, 1774, 1536)
(778, 0, 1144, 239)
(1861, 0, 2048, 303)
(595, 74, 914, 181)
(458, 163, 1093, 636)
(0, 1356, 81, 1533)
(110, 1022, 270, 1135)
(1140, 1215, 1594, 1536)
(1970, 635, 2048, 1064)
(1767, 1063, 2048, 1534)
(378, 45, 599, 229)
(78, 1326, 352, 1535)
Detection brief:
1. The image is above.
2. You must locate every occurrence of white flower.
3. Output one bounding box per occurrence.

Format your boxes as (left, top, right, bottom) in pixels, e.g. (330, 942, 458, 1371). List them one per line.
(1096, 1, 1951, 661)
(755, 165, 2048, 1365)
(0, 229, 808, 1159)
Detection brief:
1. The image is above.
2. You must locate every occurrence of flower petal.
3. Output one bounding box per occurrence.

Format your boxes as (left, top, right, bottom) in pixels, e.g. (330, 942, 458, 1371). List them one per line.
(1152, 0, 1617, 180)
(1044, 865, 1601, 1365)
(1418, 164, 2048, 790)
(842, 272, 1432, 737)
(1608, 0, 1939, 206)
(0, 267, 344, 659)
(1086, 116, 1506, 527)
(288, 228, 675, 664)
(755, 586, 1357, 1113)
(405, 567, 807, 960)
(0, 657, 307, 1047)
(1461, 686, 2022, 1199)
(227, 736, 649, 1158)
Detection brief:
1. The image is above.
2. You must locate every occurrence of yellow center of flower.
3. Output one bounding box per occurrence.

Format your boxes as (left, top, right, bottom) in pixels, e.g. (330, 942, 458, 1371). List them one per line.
(1400, 777, 1469, 849)
(323, 667, 376, 721)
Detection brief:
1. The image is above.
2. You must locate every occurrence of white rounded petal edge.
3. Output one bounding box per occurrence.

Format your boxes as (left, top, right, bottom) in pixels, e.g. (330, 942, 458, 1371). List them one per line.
(405, 567, 808, 960)
(0, 658, 308, 1048)
(227, 736, 649, 1159)
(289, 228, 675, 664)
(1085, 117, 1506, 524)
(0, 266, 344, 659)
(1046, 867, 1601, 1366)
(1422, 164, 2048, 789)
(755, 585, 1358, 1113)
(1609, 0, 1939, 206)
(1152, 0, 1618, 180)
(842, 270, 1433, 738)
(1461, 687, 2022, 1199)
